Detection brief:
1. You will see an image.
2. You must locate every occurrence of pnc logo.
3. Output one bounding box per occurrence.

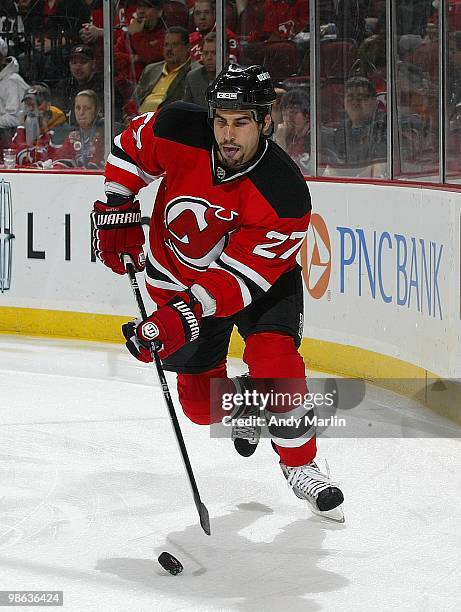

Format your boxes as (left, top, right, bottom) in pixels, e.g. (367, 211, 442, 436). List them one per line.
(301, 213, 331, 299)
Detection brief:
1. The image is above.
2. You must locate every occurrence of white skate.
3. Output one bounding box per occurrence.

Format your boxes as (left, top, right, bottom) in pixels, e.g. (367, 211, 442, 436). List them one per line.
(281, 460, 345, 523)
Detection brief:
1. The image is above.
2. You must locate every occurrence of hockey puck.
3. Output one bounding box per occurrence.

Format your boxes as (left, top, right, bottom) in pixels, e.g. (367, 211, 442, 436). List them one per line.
(158, 551, 183, 575)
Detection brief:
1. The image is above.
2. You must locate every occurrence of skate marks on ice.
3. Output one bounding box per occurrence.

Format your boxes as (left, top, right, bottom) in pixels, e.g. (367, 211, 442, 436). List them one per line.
(0, 419, 195, 555)
(0, 451, 182, 553)
(97, 501, 349, 612)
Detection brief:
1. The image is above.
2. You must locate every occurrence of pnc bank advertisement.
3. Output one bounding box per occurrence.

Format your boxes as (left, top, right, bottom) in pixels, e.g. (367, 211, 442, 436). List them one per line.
(301, 180, 458, 377)
(302, 212, 443, 319)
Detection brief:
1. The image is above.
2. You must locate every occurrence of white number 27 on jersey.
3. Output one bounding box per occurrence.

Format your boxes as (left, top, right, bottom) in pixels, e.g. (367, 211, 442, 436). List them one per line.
(253, 231, 307, 259)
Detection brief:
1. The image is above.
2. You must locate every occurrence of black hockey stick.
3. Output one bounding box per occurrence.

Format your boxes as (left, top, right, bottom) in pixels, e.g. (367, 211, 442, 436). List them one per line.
(122, 254, 211, 536)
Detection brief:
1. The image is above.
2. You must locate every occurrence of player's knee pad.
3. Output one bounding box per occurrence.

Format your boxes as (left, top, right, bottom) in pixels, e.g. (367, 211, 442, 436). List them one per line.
(177, 363, 227, 425)
(243, 332, 306, 378)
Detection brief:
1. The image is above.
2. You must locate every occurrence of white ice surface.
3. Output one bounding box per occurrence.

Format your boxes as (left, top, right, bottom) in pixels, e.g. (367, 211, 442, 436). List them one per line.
(0, 336, 460, 612)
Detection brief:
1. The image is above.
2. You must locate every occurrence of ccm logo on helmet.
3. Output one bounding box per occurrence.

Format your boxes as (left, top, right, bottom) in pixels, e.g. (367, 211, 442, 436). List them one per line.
(216, 92, 239, 99)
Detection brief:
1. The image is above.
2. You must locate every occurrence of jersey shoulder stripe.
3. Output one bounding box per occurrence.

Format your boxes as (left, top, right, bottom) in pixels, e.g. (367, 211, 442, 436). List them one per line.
(111, 139, 135, 166)
(153, 101, 213, 150)
(249, 141, 312, 219)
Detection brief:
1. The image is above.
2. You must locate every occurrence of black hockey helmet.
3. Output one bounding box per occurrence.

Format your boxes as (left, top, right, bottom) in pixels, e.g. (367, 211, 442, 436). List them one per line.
(206, 64, 276, 123)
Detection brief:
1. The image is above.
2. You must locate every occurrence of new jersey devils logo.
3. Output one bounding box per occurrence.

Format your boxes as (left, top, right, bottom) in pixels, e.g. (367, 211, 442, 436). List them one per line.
(165, 196, 238, 270)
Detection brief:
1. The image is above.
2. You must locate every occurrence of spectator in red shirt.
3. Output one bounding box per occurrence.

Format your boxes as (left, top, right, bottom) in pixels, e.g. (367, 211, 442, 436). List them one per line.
(115, 0, 167, 84)
(52, 89, 104, 169)
(79, 1, 137, 49)
(78, 2, 137, 74)
(11, 84, 66, 167)
(189, 0, 239, 62)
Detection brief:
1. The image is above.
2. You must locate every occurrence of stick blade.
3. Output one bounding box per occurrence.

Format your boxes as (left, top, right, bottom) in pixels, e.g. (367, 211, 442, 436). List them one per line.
(199, 503, 211, 535)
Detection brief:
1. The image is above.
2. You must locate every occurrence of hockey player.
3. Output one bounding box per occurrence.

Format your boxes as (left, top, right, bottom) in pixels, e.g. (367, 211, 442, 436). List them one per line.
(92, 64, 344, 521)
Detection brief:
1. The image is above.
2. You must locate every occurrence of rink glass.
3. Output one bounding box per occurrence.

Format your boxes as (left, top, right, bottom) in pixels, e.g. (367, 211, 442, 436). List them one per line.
(0, 1, 457, 184)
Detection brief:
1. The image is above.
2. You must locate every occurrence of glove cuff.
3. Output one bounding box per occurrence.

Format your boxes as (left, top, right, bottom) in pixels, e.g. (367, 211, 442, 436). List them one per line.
(107, 193, 135, 207)
(168, 290, 202, 343)
(136, 290, 203, 345)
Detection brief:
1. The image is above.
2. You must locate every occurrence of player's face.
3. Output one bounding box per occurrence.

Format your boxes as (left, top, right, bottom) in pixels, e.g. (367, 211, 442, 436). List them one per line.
(214, 110, 269, 169)
(75, 95, 98, 129)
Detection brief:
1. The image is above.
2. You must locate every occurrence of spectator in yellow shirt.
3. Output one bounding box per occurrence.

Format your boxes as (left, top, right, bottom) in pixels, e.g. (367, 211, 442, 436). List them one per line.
(124, 26, 199, 119)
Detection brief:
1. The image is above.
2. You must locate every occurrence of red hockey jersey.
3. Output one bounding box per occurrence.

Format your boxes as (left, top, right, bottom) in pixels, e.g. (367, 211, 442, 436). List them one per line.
(104, 102, 311, 318)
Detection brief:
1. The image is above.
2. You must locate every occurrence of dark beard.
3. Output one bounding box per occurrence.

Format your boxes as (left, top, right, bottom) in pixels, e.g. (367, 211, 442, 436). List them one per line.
(217, 147, 244, 169)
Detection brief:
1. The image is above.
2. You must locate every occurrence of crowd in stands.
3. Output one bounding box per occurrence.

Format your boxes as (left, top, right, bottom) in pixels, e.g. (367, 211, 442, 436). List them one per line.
(0, 0, 458, 177)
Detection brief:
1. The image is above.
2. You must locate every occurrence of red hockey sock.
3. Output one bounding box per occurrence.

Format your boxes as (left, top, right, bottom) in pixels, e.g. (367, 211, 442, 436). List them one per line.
(273, 436, 317, 467)
(243, 332, 317, 466)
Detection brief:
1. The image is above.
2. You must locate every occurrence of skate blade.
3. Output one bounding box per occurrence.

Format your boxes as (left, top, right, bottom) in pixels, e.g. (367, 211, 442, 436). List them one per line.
(311, 504, 345, 523)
